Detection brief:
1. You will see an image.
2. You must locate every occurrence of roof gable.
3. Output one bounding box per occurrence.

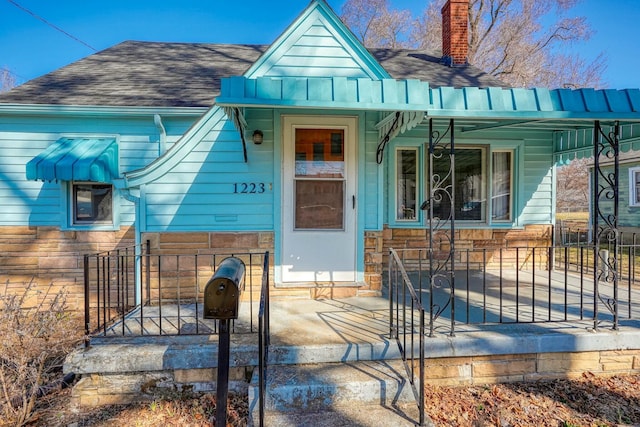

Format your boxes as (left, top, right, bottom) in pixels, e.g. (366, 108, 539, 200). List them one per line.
(245, 0, 389, 80)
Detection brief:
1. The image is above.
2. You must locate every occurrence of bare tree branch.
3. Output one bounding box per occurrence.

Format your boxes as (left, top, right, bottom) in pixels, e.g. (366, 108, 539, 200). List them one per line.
(343, 0, 607, 89)
(1, 67, 17, 92)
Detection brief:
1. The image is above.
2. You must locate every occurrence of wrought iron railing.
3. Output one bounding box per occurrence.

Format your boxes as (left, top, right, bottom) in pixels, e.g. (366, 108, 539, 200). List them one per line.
(257, 251, 270, 427)
(388, 248, 426, 426)
(389, 245, 638, 337)
(83, 240, 269, 343)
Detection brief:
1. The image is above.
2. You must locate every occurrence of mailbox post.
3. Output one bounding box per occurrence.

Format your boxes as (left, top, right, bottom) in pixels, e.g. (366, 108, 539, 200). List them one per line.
(203, 257, 245, 426)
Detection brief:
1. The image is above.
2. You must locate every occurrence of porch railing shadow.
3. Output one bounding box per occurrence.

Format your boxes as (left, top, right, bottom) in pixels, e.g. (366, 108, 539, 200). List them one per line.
(389, 244, 639, 336)
(82, 240, 270, 345)
(388, 241, 640, 426)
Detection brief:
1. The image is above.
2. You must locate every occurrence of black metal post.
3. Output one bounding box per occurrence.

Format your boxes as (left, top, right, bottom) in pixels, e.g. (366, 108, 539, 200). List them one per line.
(216, 318, 231, 426)
(83, 255, 90, 348)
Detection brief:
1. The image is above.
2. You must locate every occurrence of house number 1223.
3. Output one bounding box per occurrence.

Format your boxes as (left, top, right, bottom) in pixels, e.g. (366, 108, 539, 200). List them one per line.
(233, 183, 266, 194)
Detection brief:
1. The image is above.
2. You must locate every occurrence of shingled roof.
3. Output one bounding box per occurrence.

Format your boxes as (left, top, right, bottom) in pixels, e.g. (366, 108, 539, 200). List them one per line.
(0, 40, 505, 108)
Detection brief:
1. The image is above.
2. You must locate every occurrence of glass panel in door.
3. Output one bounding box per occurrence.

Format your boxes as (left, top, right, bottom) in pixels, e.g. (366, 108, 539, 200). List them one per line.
(294, 129, 345, 230)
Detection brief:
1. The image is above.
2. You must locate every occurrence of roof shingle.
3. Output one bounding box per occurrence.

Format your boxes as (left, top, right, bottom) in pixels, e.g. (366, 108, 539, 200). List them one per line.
(0, 41, 506, 108)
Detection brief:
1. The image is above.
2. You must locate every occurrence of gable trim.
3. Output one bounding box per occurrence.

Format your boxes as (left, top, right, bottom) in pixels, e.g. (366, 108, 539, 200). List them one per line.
(243, 0, 389, 80)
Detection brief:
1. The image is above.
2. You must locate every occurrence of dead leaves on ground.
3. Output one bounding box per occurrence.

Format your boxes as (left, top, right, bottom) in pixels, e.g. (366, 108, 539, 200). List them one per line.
(424, 373, 640, 426)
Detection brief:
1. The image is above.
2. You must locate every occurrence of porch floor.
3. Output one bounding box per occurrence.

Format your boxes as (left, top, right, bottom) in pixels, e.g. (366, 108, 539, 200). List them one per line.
(92, 268, 640, 359)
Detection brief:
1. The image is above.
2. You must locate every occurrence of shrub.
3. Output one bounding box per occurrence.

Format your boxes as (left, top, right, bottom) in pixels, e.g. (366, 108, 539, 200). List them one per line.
(0, 279, 82, 426)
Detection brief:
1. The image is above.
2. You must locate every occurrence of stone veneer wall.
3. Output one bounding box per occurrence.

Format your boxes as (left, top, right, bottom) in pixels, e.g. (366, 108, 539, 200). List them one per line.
(142, 232, 274, 302)
(381, 224, 554, 270)
(0, 226, 134, 310)
(143, 231, 384, 299)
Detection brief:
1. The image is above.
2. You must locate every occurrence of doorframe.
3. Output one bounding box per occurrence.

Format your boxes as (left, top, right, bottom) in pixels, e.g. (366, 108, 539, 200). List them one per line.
(274, 113, 364, 285)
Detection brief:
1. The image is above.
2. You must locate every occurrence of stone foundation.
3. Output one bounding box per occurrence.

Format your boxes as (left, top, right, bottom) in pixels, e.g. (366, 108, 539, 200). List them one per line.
(69, 349, 640, 408)
(144, 231, 383, 298)
(423, 349, 640, 386)
(71, 368, 251, 407)
(0, 225, 556, 310)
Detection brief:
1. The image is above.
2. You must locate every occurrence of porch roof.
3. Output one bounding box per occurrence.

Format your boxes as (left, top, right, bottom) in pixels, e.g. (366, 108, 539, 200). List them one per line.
(218, 78, 640, 118)
(26, 137, 119, 182)
(217, 78, 640, 161)
(428, 86, 640, 160)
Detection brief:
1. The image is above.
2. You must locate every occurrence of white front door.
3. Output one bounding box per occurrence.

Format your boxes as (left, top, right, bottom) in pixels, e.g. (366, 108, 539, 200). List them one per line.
(281, 116, 357, 283)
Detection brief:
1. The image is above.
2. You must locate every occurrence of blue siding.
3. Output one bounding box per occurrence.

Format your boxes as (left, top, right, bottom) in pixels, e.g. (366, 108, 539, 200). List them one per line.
(596, 159, 640, 228)
(521, 139, 554, 224)
(245, 2, 388, 80)
(364, 111, 382, 229)
(142, 108, 275, 231)
(0, 113, 199, 227)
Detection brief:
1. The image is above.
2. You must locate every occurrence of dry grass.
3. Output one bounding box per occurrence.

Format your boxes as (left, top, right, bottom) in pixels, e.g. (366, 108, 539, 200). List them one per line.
(16, 372, 640, 426)
(25, 389, 248, 427)
(0, 280, 83, 426)
(556, 212, 590, 221)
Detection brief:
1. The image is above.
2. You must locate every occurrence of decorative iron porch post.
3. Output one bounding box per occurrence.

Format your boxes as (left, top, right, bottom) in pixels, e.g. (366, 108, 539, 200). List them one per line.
(425, 118, 456, 337)
(592, 120, 620, 330)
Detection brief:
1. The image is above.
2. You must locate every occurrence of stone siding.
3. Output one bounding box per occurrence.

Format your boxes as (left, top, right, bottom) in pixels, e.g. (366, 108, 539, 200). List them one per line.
(0, 226, 134, 310)
(142, 232, 274, 303)
(143, 231, 382, 299)
(382, 224, 553, 271)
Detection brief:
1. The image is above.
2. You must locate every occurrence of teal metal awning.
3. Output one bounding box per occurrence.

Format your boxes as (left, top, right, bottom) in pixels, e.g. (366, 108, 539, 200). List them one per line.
(26, 137, 119, 182)
(216, 76, 431, 111)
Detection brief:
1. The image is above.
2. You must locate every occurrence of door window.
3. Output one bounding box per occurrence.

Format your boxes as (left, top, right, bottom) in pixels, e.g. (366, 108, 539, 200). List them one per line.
(294, 129, 345, 230)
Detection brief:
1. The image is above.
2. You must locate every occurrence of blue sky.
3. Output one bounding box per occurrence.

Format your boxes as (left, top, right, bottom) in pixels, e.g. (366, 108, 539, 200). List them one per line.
(1, 0, 639, 89)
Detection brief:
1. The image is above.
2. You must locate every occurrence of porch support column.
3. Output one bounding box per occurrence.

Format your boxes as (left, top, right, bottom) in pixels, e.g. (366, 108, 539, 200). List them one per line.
(425, 118, 456, 337)
(592, 120, 620, 330)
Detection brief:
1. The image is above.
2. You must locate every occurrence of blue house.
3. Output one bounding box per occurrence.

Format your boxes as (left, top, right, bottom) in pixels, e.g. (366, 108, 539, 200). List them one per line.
(0, 0, 638, 306)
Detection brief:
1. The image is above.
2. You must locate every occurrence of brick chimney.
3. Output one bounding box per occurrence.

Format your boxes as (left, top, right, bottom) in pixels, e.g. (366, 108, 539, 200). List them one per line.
(441, 0, 469, 66)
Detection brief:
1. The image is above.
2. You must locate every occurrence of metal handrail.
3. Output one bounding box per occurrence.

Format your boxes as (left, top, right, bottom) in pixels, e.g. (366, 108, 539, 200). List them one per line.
(257, 251, 270, 427)
(389, 248, 426, 426)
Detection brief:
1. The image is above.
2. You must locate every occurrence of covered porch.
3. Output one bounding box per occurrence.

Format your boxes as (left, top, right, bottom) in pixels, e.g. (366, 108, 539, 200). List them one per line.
(67, 240, 640, 425)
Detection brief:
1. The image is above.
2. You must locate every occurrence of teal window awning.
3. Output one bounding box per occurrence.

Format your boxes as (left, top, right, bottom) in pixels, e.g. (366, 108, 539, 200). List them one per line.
(26, 137, 119, 182)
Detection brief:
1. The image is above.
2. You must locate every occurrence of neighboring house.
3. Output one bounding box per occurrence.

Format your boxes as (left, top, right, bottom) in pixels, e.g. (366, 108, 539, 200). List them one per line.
(0, 0, 638, 307)
(589, 146, 640, 239)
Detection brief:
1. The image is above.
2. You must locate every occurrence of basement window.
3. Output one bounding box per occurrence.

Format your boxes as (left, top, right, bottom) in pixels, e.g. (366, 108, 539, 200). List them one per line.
(72, 183, 113, 225)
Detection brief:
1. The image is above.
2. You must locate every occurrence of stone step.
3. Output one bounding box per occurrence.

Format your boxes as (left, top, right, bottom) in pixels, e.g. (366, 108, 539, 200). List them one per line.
(248, 359, 423, 426)
(256, 405, 425, 427)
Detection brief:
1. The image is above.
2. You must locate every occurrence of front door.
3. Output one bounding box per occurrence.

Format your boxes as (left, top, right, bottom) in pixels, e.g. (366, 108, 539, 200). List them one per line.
(281, 116, 357, 283)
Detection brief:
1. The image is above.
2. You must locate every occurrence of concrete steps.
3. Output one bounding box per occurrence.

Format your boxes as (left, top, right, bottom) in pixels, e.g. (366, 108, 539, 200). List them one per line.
(248, 359, 424, 426)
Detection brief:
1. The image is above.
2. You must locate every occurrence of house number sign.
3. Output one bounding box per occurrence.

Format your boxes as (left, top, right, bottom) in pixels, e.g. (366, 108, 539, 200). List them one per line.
(233, 183, 267, 194)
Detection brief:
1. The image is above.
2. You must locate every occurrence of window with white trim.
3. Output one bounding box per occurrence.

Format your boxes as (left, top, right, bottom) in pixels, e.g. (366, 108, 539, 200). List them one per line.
(396, 148, 418, 221)
(430, 147, 486, 221)
(72, 182, 113, 225)
(492, 151, 512, 221)
(412, 145, 514, 223)
(629, 167, 640, 207)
